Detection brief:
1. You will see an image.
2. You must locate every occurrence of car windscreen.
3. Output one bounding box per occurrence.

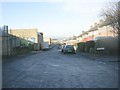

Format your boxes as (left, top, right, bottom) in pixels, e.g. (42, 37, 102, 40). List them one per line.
(66, 45, 74, 48)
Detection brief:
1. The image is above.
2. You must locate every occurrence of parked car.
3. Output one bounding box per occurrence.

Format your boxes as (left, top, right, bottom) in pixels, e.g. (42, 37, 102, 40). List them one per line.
(62, 45, 76, 54)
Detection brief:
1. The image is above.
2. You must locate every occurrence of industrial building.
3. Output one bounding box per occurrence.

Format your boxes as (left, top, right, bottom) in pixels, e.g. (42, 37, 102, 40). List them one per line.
(1, 26, 44, 57)
(9, 28, 43, 50)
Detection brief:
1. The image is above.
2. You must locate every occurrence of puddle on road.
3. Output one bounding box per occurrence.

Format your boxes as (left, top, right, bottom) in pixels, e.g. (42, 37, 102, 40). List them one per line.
(48, 63, 60, 67)
(51, 65, 60, 67)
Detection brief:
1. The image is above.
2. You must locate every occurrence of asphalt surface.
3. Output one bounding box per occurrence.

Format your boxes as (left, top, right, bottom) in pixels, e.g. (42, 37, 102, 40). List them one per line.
(2, 46, 118, 88)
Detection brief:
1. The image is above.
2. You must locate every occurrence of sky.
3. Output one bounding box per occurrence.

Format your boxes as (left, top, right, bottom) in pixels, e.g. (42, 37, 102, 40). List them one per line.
(1, 0, 112, 39)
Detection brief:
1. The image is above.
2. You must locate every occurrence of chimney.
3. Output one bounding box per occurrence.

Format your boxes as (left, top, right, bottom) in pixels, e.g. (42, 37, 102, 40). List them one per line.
(90, 25, 93, 28)
(99, 19, 103, 25)
(94, 22, 97, 27)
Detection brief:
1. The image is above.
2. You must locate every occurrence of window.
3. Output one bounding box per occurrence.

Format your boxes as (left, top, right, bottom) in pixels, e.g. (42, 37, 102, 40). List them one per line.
(28, 38, 35, 43)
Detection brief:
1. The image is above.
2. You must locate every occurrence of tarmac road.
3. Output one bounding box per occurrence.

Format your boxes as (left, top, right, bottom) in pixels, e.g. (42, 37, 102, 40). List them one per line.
(2, 46, 118, 88)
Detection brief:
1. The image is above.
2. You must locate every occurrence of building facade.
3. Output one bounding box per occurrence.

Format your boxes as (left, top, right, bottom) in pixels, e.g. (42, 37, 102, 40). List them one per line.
(76, 19, 117, 43)
(9, 29, 38, 43)
(8, 28, 43, 50)
(63, 18, 118, 54)
(38, 32, 43, 50)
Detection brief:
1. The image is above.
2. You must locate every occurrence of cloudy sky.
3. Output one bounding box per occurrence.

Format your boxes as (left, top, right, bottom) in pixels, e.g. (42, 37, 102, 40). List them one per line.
(1, 0, 112, 39)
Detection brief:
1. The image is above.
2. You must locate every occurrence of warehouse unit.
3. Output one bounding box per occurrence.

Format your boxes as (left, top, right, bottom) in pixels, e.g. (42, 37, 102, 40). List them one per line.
(1, 26, 35, 57)
(9, 29, 43, 51)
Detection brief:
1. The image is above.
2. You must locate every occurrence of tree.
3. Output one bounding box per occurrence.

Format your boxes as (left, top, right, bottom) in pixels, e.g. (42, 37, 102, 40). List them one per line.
(100, 1, 120, 37)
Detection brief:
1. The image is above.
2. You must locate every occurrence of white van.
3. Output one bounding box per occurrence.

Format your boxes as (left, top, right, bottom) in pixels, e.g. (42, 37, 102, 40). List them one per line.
(41, 42, 49, 50)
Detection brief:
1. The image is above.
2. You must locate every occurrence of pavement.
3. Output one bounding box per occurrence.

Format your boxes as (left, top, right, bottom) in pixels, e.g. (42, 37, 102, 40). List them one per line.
(77, 52, 119, 70)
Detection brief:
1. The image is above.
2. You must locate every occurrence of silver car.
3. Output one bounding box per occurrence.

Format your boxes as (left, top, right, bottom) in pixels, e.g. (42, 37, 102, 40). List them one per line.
(62, 45, 76, 54)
